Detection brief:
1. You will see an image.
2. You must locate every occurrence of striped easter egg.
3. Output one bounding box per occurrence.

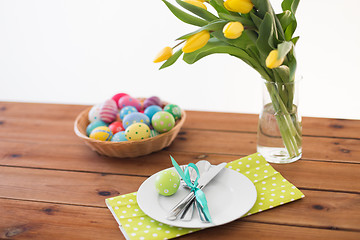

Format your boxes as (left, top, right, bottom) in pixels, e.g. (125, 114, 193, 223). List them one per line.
(89, 126, 113, 141)
(99, 99, 118, 123)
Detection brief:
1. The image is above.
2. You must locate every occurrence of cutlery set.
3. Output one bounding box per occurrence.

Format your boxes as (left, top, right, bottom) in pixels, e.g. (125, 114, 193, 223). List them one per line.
(167, 160, 227, 224)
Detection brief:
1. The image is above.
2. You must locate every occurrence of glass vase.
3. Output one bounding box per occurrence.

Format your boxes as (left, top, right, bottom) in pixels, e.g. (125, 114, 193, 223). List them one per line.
(257, 80, 302, 164)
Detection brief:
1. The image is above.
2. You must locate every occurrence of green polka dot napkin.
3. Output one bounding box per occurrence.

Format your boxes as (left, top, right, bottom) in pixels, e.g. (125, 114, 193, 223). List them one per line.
(106, 153, 305, 240)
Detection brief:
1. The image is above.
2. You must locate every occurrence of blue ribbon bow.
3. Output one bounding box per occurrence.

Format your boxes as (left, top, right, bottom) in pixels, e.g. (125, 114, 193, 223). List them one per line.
(170, 155, 212, 222)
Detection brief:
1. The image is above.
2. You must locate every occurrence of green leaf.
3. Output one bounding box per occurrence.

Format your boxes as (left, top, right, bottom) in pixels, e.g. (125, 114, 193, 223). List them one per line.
(287, 53, 297, 81)
(256, 12, 275, 56)
(176, 20, 227, 40)
(291, 36, 299, 45)
(252, 0, 284, 41)
(159, 49, 183, 69)
(218, 13, 255, 27)
(162, 0, 208, 27)
(251, 0, 272, 19)
(277, 41, 293, 59)
(211, 29, 255, 50)
(183, 39, 256, 67)
(175, 0, 218, 22)
(281, 0, 300, 14)
(250, 12, 262, 29)
(273, 65, 290, 82)
(285, 21, 297, 41)
(276, 10, 294, 31)
(209, 0, 230, 14)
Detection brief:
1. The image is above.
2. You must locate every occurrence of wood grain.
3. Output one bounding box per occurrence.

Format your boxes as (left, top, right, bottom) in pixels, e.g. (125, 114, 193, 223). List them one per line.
(1, 198, 359, 240)
(0, 142, 360, 193)
(0, 166, 359, 231)
(0, 198, 120, 240)
(0, 124, 359, 163)
(1, 102, 360, 239)
(1, 102, 359, 138)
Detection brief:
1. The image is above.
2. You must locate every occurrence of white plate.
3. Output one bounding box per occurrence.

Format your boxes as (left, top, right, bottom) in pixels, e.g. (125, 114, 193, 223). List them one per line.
(137, 167, 257, 228)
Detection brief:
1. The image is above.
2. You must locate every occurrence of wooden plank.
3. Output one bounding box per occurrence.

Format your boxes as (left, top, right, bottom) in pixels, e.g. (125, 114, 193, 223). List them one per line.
(0, 166, 359, 231)
(0, 142, 359, 193)
(0, 101, 87, 120)
(0, 119, 359, 163)
(2, 102, 360, 139)
(182, 221, 360, 240)
(185, 111, 360, 139)
(0, 198, 121, 240)
(0, 198, 359, 240)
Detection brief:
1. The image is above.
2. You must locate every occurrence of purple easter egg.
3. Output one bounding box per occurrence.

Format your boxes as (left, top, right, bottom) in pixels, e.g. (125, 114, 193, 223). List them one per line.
(143, 96, 162, 109)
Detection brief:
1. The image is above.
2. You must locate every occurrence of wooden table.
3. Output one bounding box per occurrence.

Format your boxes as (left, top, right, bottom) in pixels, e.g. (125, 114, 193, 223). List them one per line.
(0, 102, 359, 240)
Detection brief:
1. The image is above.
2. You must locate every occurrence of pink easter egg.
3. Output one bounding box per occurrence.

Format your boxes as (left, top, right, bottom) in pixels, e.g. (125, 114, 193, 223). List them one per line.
(100, 99, 118, 123)
(112, 93, 129, 108)
(118, 96, 142, 111)
(143, 96, 162, 109)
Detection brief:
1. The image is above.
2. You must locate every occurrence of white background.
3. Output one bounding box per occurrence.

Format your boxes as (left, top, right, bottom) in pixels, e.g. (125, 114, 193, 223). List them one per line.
(0, 0, 359, 119)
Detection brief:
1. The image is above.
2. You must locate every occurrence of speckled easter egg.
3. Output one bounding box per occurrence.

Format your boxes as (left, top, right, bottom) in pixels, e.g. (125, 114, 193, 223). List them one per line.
(99, 99, 118, 123)
(89, 126, 113, 141)
(86, 120, 108, 136)
(151, 111, 175, 133)
(164, 104, 182, 121)
(109, 121, 124, 134)
(125, 123, 151, 141)
(123, 112, 151, 129)
(119, 106, 138, 120)
(111, 93, 129, 108)
(143, 96, 162, 109)
(118, 96, 142, 111)
(111, 131, 128, 142)
(144, 105, 162, 120)
(155, 169, 180, 196)
(88, 103, 102, 122)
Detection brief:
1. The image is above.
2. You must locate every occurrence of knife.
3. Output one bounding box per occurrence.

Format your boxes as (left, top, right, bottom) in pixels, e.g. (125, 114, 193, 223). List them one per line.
(166, 162, 227, 221)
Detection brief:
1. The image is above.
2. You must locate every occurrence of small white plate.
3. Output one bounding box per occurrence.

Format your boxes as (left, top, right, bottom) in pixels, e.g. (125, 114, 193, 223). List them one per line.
(137, 167, 257, 228)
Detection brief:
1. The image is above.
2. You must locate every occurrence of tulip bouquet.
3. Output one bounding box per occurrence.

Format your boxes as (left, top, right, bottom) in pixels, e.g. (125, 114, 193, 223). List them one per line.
(154, 0, 302, 159)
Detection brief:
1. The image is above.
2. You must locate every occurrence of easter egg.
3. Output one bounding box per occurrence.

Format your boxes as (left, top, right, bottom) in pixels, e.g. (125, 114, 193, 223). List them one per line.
(125, 123, 151, 141)
(143, 96, 162, 109)
(109, 121, 124, 134)
(155, 169, 180, 196)
(150, 129, 160, 138)
(111, 131, 128, 142)
(123, 112, 151, 129)
(88, 103, 102, 122)
(111, 93, 129, 108)
(144, 105, 162, 120)
(89, 126, 113, 141)
(86, 120, 108, 136)
(118, 96, 142, 111)
(164, 104, 182, 121)
(99, 99, 118, 123)
(119, 106, 138, 120)
(152, 111, 175, 133)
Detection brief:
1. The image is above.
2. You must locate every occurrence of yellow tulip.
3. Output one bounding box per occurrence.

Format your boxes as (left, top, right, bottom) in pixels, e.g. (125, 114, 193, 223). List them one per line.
(224, 0, 253, 14)
(223, 21, 244, 39)
(183, 0, 207, 10)
(153, 46, 173, 63)
(266, 50, 285, 69)
(182, 30, 210, 53)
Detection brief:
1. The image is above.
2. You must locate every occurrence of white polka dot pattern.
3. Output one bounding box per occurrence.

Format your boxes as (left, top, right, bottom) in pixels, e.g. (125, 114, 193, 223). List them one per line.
(106, 153, 305, 240)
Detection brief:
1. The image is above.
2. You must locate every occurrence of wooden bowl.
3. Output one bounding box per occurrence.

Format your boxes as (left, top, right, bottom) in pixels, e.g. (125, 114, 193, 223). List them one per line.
(74, 106, 186, 158)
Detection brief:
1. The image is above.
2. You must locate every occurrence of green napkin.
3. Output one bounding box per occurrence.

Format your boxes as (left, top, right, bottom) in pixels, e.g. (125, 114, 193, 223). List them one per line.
(106, 153, 305, 240)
